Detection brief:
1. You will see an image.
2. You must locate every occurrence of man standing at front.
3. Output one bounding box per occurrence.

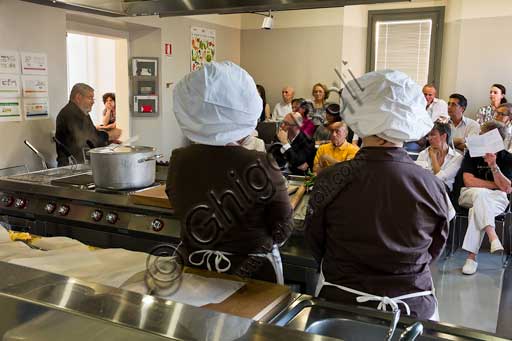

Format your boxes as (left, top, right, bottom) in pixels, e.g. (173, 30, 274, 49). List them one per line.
(55, 83, 122, 166)
(271, 86, 294, 121)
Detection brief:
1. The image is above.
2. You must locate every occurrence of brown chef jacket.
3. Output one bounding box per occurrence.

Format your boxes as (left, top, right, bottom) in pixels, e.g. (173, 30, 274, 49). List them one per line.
(166, 144, 293, 281)
(305, 147, 450, 319)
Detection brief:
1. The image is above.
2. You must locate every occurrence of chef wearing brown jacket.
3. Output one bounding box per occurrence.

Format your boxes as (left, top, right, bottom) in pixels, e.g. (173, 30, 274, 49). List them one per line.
(305, 70, 454, 320)
(167, 61, 293, 283)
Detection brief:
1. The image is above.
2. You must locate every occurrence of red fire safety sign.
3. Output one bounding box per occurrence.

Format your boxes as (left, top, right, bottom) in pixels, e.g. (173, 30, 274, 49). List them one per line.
(164, 43, 172, 56)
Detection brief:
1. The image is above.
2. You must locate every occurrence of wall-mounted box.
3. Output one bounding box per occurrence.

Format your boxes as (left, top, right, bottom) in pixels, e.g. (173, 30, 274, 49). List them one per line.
(130, 57, 159, 117)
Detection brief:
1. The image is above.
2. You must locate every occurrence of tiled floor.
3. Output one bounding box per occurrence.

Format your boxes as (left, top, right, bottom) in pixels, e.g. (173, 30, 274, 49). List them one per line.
(431, 250, 505, 333)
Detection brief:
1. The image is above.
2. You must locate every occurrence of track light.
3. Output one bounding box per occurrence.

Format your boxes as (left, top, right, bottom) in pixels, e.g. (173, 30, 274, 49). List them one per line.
(261, 10, 273, 30)
(253, 10, 273, 30)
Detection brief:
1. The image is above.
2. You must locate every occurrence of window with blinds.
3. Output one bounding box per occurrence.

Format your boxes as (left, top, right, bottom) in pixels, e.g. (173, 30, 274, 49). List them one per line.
(374, 19, 433, 86)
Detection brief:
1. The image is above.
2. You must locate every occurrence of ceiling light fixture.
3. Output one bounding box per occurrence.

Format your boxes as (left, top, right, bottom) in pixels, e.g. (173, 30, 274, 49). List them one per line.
(253, 10, 274, 30)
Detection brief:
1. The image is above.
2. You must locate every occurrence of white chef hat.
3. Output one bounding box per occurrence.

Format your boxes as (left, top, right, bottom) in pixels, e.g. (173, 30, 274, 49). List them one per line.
(341, 69, 433, 144)
(173, 61, 262, 145)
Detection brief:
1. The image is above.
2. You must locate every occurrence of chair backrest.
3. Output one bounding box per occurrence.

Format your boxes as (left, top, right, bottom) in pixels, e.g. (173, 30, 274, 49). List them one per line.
(256, 122, 278, 144)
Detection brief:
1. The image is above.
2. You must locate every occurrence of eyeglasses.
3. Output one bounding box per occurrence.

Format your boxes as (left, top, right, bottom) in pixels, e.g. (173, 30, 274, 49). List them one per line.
(447, 102, 460, 107)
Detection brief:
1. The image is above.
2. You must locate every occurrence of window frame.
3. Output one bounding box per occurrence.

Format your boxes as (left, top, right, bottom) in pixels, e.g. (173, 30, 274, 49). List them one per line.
(366, 6, 445, 91)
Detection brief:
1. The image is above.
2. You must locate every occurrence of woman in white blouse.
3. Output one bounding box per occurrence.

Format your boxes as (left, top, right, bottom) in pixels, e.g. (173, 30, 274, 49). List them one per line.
(416, 122, 463, 191)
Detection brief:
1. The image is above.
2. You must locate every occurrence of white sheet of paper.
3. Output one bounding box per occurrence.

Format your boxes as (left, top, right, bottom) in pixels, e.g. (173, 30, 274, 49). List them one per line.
(23, 97, 49, 119)
(466, 129, 505, 157)
(21, 52, 48, 75)
(123, 273, 245, 307)
(0, 98, 21, 122)
(0, 50, 20, 74)
(0, 74, 21, 98)
(22, 75, 48, 97)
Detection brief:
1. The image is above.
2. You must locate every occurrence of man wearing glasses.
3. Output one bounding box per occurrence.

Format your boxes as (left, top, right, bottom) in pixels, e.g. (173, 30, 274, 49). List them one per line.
(447, 93, 479, 153)
(55, 83, 121, 166)
(276, 112, 316, 175)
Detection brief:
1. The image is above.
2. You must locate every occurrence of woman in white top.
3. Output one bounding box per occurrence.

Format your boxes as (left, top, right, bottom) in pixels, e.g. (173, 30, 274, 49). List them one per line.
(416, 122, 463, 191)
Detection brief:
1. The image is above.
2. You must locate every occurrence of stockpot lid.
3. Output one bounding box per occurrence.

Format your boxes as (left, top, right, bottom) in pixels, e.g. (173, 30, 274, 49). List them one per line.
(89, 145, 156, 154)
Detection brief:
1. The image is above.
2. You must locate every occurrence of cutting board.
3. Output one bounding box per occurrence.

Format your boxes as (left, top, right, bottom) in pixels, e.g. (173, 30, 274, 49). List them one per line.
(129, 184, 172, 209)
(130, 183, 305, 212)
(185, 267, 291, 321)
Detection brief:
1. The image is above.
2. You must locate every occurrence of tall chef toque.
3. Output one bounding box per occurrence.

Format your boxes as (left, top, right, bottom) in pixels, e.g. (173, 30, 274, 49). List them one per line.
(341, 69, 433, 144)
(173, 61, 262, 145)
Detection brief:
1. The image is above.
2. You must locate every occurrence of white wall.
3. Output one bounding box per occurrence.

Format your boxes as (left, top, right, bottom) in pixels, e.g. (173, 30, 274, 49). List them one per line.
(0, 0, 68, 170)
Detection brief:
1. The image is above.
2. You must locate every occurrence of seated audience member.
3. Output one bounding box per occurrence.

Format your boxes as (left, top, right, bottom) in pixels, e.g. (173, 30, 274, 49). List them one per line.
(313, 122, 359, 173)
(97, 92, 117, 130)
(423, 84, 448, 122)
(256, 84, 271, 122)
(477, 84, 507, 125)
(310, 83, 329, 126)
(276, 112, 316, 175)
(271, 86, 294, 121)
(494, 103, 512, 150)
(291, 98, 304, 113)
(448, 93, 480, 153)
(460, 121, 512, 275)
(297, 101, 316, 138)
(313, 103, 342, 144)
(416, 122, 463, 191)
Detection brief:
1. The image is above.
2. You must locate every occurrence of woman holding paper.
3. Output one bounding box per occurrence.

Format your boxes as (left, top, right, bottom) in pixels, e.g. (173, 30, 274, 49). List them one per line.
(459, 120, 512, 275)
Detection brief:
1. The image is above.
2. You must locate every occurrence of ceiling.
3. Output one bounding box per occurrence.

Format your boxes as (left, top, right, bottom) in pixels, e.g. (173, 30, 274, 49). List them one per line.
(22, 0, 410, 18)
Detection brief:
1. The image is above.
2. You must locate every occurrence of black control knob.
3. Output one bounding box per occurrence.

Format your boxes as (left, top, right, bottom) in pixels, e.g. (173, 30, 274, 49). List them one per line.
(57, 205, 70, 216)
(151, 219, 164, 232)
(1, 195, 14, 207)
(91, 210, 103, 222)
(14, 198, 27, 209)
(106, 212, 118, 224)
(45, 203, 57, 214)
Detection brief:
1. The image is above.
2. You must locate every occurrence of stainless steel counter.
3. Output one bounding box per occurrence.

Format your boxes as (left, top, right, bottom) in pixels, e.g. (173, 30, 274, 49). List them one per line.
(0, 262, 336, 341)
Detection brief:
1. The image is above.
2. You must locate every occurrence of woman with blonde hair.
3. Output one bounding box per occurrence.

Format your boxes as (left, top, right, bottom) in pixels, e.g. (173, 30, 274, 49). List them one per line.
(310, 83, 329, 126)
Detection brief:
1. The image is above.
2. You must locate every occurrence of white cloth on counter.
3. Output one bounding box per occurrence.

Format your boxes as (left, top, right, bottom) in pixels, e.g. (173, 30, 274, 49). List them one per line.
(341, 69, 433, 144)
(1, 228, 245, 308)
(123, 272, 245, 307)
(173, 61, 262, 146)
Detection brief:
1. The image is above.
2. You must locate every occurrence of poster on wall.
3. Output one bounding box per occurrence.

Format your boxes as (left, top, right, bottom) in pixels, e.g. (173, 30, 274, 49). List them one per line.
(0, 98, 22, 122)
(22, 75, 48, 98)
(191, 27, 216, 71)
(23, 98, 49, 120)
(0, 75, 21, 98)
(21, 52, 48, 75)
(0, 50, 20, 74)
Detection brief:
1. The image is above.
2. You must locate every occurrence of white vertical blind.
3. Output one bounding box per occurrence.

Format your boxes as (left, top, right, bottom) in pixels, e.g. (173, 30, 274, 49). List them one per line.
(374, 19, 432, 86)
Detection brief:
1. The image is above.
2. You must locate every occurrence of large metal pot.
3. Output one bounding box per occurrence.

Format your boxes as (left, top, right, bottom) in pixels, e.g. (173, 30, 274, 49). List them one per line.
(89, 145, 161, 189)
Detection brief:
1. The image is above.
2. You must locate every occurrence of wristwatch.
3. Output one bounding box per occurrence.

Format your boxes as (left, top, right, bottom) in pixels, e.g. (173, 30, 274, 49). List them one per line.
(491, 165, 500, 174)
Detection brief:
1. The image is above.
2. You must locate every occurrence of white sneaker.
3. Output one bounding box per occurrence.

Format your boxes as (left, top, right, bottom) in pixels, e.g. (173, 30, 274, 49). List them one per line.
(462, 259, 478, 275)
(490, 239, 504, 253)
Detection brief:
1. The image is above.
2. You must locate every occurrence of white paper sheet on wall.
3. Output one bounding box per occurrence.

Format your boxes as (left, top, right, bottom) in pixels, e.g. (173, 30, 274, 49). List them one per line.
(24, 97, 49, 120)
(0, 74, 21, 98)
(22, 75, 48, 98)
(21, 52, 48, 75)
(0, 98, 22, 122)
(0, 50, 20, 74)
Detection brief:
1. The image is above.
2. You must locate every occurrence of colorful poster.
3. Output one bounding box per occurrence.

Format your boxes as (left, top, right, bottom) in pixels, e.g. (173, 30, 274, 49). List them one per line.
(0, 50, 20, 74)
(24, 98, 49, 120)
(22, 75, 48, 98)
(0, 98, 22, 122)
(21, 52, 48, 75)
(191, 27, 216, 71)
(0, 75, 21, 98)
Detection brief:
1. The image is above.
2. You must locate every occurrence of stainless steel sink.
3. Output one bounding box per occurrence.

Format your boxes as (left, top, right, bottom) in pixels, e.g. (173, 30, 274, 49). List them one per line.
(271, 295, 506, 341)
